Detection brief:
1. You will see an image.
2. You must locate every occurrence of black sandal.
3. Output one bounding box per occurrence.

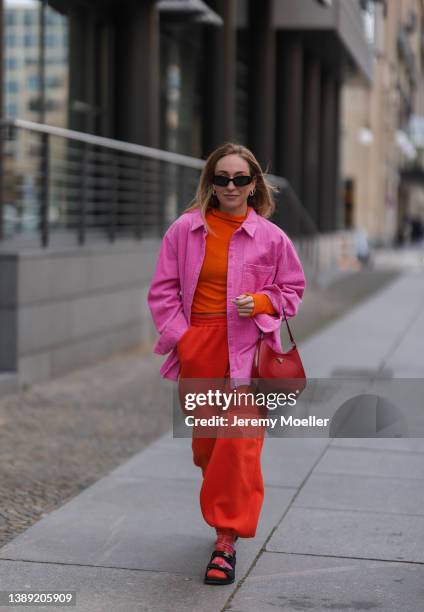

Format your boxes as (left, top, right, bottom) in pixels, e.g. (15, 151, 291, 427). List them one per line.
(204, 549, 236, 585)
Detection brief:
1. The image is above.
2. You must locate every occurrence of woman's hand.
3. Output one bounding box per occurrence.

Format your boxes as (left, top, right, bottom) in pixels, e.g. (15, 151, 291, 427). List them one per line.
(232, 294, 254, 317)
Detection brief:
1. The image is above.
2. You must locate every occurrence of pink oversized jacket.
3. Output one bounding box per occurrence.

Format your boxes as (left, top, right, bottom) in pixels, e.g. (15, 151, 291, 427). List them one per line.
(147, 206, 306, 386)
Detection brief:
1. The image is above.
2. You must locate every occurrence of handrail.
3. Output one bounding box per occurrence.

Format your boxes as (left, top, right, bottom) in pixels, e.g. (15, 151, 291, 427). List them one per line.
(0, 118, 319, 249)
(0, 118, 205, 170)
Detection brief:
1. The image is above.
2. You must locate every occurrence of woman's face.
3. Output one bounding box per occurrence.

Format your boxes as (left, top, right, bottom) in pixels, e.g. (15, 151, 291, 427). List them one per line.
(213, 154, 256, 214)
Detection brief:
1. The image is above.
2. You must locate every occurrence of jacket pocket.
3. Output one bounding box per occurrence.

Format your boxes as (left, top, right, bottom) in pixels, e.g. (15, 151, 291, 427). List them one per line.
(242, 263, 275, 293)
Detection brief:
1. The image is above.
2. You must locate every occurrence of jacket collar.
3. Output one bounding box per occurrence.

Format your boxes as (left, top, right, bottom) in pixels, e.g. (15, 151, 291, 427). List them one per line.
(189, 206, 258, 237)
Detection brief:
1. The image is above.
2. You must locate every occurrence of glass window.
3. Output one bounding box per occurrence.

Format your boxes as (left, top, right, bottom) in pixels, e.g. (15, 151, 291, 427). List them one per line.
(24, 34, 38, 47)
(28, 97, 41, 112)
(6, 10, 16, 26)
(46, 11, 61, 26)
(5, 0, 41, 122)
(24, 10, 37, 27)
(44, 5, 69, 128)
(361, 0, 376, 46)
(6, 102, 18, 117)
(5, 57, 18, 70)
(45, 33, 55, 47)
(27, 75, 40, 91)
(160, 24, 202, 156)
(46, 74, 62, 88)
(7, 80, 19, 94)
(5, 33, 17, 47)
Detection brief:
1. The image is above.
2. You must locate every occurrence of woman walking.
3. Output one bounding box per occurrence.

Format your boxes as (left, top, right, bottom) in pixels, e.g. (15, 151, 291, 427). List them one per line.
(147, 143, 305, 585)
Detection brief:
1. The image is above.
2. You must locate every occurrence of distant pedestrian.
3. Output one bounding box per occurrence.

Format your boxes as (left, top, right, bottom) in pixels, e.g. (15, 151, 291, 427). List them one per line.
(410, 215, 424, 244)
(147, 143, 305, 585)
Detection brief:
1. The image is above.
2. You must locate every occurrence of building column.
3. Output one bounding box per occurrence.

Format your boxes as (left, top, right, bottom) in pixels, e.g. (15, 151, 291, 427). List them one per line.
(247, 0, 275, 171)
(0, 0, 4, 239)
(319, 70, 341, 231)
(115, 0, 160, 147)
(333, 76, 343, 230)
(68, 5, 97, 134)
(303, 54, 321, 227)
(276, 33, 303, 196)
(202, 0, 237, 155)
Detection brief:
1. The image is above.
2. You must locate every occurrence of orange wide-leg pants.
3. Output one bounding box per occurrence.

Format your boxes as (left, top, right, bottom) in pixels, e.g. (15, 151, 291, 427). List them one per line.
(177, 314, 265, 538)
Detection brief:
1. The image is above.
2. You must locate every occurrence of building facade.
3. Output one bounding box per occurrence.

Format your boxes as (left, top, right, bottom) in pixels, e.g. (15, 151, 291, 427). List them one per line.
(1, 0, 376, 236)
(0, 0, 379, 391)
(342, 0, 424, 245)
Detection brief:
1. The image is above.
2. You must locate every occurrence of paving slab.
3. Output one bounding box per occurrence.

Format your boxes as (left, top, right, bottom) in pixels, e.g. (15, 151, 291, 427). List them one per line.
(266, 506, 424, 562)
(314, 447, 424, 479)
(0, 423, 322, 610)
(0, 474, 295, 580)
(228, 552, 424, 612)
(300, 272, 424, 378)
(329, 438, 424, 453)
(260, 438, 330, 487)
(292, 472, 424, 515)
(108, 435, 330, 489)
(0, 559, 231, 612)
(1, 269, 424, 610)
(383, 292, 424, 378)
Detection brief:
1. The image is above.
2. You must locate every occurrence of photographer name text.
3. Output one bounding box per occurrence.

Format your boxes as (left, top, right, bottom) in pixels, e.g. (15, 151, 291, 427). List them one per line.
(185, 415, 330, 429)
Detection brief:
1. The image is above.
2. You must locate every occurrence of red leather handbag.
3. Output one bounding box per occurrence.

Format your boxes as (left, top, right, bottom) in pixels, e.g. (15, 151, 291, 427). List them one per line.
(251, 307, 307, 395)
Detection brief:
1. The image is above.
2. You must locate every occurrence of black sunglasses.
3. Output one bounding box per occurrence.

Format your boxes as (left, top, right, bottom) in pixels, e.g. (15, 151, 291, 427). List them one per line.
(212, 174, 253, 187)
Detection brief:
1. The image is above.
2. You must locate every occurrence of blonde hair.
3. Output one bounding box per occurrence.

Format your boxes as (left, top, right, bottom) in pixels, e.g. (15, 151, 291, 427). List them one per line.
(183, 143, 278, 226)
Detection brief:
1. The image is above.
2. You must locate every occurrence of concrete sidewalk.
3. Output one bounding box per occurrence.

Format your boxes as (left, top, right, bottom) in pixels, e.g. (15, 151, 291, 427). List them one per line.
(0, 270, 424, 611)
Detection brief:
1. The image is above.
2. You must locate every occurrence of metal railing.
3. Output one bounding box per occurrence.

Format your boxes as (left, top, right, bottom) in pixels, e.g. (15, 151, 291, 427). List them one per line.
(0, 119, 319, 262)
(0, 119, 206, 247)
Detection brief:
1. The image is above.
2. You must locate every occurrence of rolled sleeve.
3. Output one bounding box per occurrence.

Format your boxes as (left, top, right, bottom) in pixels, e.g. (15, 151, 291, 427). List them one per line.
(246, 292, 277, 317)
(251, 234, 306, 334)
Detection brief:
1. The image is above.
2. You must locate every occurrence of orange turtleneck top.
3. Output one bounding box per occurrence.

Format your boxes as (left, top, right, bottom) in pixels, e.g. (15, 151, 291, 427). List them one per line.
(191, 207, 277, 317)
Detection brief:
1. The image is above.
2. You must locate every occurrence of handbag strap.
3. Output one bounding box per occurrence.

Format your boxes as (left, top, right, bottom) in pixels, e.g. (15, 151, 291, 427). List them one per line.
(282, 305, 296, 346)
(256, 305, 296, 348)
